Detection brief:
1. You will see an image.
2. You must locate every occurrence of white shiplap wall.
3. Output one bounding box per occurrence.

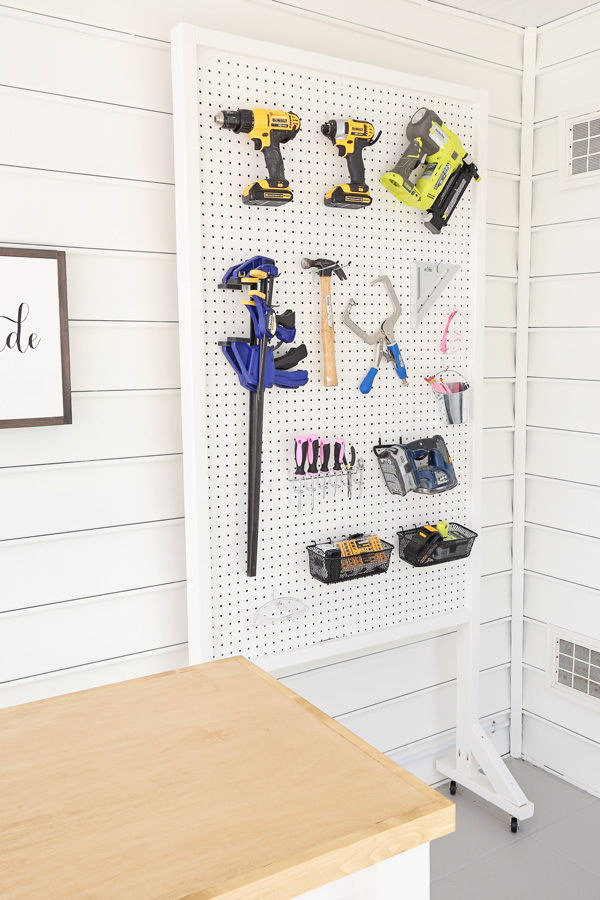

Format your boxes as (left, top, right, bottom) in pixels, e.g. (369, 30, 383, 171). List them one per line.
(522, 6, 600, 796)
(0, 0, 521, 779)
(0, 9, 191, 701)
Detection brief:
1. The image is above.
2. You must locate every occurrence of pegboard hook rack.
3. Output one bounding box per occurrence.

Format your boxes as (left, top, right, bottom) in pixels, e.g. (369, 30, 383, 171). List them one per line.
(286, 462, 364, 507)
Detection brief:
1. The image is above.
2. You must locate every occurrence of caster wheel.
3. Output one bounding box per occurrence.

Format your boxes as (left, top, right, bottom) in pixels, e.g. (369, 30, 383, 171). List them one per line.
(450, 780, 457, 796)
(511, 817, 518, 834)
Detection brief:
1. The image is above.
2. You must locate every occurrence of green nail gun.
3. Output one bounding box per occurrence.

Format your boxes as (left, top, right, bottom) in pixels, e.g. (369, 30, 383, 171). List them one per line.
(380, 107, 480, 233)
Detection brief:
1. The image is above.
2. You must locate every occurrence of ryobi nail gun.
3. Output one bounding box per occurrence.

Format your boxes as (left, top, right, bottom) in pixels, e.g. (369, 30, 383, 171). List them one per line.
(215, 107, 300, 206)
(380, 107, 480, 233)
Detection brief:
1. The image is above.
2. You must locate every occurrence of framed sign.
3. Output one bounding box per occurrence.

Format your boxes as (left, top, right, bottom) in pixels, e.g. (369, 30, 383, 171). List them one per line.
(0, 248, 71, 428)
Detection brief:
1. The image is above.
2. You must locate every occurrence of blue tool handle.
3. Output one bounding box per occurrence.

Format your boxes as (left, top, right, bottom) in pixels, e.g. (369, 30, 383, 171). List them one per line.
(360, 366, 378, 394)
(388, 343, 407, 380)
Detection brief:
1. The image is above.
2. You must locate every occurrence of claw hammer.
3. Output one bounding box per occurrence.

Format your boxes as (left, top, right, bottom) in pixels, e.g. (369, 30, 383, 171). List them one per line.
(301, 257, 347, 386)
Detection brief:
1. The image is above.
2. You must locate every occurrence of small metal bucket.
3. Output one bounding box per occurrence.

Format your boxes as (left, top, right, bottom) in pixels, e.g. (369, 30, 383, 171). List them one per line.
(435, 371, 469, 425)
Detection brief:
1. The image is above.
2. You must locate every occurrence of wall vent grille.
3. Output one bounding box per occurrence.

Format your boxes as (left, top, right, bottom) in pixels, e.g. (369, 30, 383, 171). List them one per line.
(559, 108, 600, 189)
(571, 117, 600, 176)
(549, 627, 600, 708)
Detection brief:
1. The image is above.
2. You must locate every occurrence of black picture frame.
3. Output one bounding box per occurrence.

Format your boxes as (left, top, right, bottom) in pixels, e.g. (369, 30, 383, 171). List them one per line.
(0, 248, 72, 428)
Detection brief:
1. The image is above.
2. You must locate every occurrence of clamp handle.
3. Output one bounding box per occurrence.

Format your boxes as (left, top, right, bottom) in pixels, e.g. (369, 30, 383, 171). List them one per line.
(360, 342, 383, 394)
(387, 342, 408, 381)
(360, 367, 379, 394)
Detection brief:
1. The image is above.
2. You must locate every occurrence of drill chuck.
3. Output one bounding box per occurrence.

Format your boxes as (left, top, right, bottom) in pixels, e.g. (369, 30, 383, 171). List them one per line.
(321, 120, 341, 139)
(214, 108, 254, 134)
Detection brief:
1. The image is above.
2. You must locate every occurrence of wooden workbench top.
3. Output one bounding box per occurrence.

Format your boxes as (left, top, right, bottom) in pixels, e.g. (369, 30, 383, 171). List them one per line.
(0, 657, 453, 900)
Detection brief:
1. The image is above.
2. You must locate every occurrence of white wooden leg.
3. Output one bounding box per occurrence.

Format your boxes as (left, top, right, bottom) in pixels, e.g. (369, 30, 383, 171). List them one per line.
(437, 722, 534, 821)
(442, 597, 534, 824)
(294, 843, 430, 899)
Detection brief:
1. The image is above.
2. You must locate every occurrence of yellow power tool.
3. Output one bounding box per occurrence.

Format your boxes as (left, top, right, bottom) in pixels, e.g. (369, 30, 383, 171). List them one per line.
(381, 107, 480, 233)
(215, 107, 301, 206)
(321, 118, 381, 208)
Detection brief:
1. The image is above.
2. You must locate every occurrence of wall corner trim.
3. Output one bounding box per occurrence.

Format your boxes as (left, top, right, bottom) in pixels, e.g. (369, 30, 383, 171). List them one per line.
(510, 25, 537, 758)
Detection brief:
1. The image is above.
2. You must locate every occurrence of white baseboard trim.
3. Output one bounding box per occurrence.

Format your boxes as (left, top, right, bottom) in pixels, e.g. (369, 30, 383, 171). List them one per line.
(387, 710, 511, 784)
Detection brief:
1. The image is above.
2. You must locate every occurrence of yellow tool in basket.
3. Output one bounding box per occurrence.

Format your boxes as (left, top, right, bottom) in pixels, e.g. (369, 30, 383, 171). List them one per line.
(335, 534, 386, 569)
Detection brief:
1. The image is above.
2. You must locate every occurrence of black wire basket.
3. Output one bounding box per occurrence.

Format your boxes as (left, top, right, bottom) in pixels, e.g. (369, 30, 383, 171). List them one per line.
(307, 536, 394, 584)
(397, 523, 477, 567)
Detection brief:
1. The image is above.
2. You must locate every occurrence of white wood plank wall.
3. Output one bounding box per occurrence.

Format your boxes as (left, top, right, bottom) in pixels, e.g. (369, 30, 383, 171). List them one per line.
(0, 5, 189, 707)
(0, 0, 521, 780)
(523, 7, 600, 796)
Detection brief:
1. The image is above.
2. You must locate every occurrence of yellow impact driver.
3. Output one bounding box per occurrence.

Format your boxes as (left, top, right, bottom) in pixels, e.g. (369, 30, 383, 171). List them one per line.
(214, 107, 300, 206)
(381, 107, 480, 233)
(321, 118, 381, 209)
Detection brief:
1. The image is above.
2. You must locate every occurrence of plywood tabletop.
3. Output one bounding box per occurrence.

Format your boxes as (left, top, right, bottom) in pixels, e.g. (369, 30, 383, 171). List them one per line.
(0, 657, 454, 900)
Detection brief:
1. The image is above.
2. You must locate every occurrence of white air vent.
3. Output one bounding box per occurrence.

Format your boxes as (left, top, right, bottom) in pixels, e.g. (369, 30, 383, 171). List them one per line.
(548, 627, 600, 709)
(559, 107, 600, 189)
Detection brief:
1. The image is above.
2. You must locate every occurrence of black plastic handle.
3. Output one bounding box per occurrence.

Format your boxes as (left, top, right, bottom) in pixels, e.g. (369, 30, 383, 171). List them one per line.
(333, 439, 344, 472)
(320, 440, 330, 473)
(274, 343, 308, 371)
(344, 445, 356, 468)
(263, 138, 288, 185)
(390, 137, 423, 182)
(307, 435, 319, 474)
(295, 437, 308, 476)
(347, 146, 366, 187)
(276, 309, 296, 329)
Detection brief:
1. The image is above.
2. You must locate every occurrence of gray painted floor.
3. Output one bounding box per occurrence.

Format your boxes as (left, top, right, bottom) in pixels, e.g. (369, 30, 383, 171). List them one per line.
(431, 758, 600, 900)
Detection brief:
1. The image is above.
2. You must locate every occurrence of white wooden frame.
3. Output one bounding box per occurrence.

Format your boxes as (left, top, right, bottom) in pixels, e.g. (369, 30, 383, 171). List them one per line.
(437, 29, 533, 827)
(171, 23, 532, 825)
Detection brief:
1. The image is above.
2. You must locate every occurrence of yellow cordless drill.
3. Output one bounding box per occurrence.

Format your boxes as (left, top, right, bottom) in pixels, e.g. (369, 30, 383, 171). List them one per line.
(214, 107, 301, 206)
(321, 118, 381, 209)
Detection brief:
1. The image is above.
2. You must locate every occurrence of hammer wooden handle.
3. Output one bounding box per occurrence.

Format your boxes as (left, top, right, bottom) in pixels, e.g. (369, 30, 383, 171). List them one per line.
(320, 274, 338, 386)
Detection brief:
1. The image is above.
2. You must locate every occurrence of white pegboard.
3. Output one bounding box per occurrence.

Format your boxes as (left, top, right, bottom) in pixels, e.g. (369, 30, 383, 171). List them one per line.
(173, 27, 486, 665)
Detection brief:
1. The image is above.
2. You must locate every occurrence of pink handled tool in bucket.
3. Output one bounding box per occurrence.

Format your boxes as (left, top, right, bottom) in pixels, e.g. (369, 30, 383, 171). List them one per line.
(425, 369, 469, 424)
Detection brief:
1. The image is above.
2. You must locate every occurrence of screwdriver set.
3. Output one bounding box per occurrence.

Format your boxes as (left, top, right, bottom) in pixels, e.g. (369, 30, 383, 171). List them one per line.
(290, 435, 364, 510)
